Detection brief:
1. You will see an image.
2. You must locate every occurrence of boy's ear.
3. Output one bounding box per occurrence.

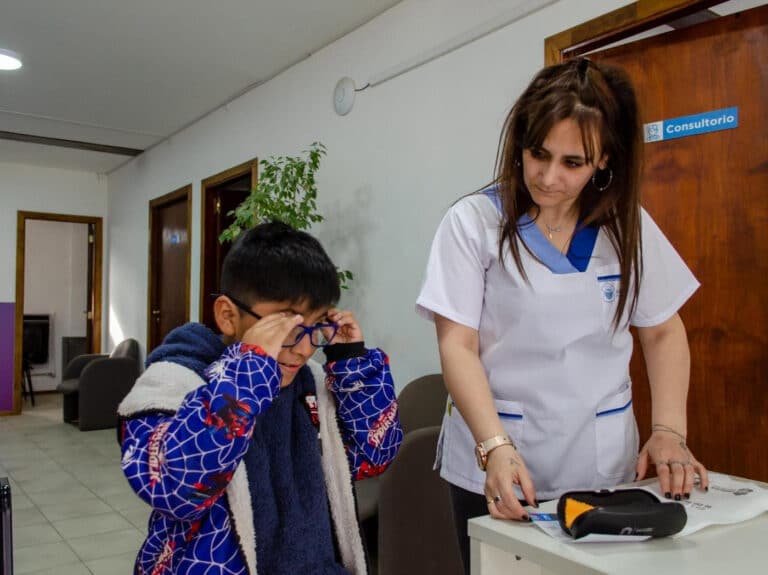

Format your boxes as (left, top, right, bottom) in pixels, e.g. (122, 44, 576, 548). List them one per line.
(213, 296, 239, 338)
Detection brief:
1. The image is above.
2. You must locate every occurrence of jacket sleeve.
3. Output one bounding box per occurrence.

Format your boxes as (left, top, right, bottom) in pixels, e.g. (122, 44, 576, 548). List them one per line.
(325, 348, 403, 479)
(118, 343, 280, 521)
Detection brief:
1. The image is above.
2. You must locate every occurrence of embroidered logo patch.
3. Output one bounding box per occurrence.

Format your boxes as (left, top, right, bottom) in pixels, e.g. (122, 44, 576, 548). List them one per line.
(303, 393, 320, 428)
(368, 401, 398, 447)
(148, 421, 171, 486)
(597, 274, 621, 303)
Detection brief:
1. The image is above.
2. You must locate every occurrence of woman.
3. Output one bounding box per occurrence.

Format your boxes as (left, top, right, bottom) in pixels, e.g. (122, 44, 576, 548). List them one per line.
(416, 58, 708, 571)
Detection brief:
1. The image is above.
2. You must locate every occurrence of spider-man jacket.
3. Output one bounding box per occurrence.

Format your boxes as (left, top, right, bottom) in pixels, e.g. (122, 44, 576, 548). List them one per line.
(117, 324, 401, 575)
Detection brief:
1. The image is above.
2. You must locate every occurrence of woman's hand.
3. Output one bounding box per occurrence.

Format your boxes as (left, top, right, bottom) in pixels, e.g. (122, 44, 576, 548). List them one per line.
(483, 444, 537, 521)
(636, 430, 709, 499)
(326, 308, 363, 344)
(241, 312, 304, 359)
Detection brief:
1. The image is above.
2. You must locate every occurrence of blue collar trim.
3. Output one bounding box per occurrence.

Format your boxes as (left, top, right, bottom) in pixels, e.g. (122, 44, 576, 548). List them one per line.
(482, 187, 597, 274)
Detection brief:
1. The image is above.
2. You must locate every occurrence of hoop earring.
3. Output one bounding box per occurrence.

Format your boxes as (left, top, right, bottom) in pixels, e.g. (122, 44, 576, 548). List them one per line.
(592, 167, 613, 192)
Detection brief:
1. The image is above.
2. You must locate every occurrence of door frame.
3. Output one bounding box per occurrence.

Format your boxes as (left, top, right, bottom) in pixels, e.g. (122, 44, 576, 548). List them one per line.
(147, 185, 192, 350)
(545, 0, 721, 64)
(11, 211, 103, 415)
(199, 158, 258, 319)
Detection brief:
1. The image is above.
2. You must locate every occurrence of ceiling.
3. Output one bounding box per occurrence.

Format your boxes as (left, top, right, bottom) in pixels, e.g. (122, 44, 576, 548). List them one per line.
(0, 0, 763, 175)
(0, 0, 402, 173)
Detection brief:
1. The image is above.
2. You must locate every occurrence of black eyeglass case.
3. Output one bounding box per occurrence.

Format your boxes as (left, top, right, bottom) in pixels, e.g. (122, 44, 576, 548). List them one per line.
(557, 488, 687, 540)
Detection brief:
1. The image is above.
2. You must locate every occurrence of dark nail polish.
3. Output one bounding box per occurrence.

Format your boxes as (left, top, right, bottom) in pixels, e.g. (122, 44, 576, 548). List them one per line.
(665, 492, 672, 499)
(633, 473, 638, 481)
(684, 493, 690, 499)
(705, 486, 709, 492)
(674, 494, 681, 501)
(534, 499, 540, 508)
(522, 515, 531, 522)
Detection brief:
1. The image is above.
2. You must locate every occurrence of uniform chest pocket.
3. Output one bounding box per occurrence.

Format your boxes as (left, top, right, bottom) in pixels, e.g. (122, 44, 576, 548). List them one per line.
(595, 264, 622, 330)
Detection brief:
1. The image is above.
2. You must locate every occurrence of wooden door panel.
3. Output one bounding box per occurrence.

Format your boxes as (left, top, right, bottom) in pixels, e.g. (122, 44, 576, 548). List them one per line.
(149, 187, 190, 352)
(592, 6, 768, 480)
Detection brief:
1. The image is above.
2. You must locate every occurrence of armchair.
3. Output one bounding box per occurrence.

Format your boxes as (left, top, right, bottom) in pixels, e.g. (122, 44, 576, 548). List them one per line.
(57, 338, 141, 431)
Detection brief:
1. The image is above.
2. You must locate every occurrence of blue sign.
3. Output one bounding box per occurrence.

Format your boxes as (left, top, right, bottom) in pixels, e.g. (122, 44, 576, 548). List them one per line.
(644, 107, 738, 143)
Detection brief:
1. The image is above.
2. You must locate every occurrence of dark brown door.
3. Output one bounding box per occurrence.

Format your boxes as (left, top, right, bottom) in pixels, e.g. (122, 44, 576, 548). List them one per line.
(200, 161, 256, 332)
(592, 6, 768, 480)
(148, 186, 191, 352)
(85, 223, 95, 352)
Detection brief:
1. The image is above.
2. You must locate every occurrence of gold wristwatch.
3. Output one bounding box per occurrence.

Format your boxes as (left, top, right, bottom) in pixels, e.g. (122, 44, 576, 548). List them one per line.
(475, 434, 516, 470)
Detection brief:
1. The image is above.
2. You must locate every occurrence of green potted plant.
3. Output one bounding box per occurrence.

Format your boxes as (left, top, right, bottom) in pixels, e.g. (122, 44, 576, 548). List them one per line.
(219, 142, 353, 289)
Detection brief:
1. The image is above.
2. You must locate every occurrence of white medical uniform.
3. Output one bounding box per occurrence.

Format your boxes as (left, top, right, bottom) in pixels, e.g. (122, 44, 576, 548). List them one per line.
(416, 191, 699, 500)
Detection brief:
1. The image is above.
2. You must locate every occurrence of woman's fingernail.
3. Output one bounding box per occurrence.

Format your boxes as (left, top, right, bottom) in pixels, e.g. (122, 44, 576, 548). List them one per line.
(665, 492, 672, 499)
(522, 515, 531, 522)
(705, 486, 709, 492)
(684, 493, 690, 499)
(674, 494, 681, 501)
(534, 499, 540, 508)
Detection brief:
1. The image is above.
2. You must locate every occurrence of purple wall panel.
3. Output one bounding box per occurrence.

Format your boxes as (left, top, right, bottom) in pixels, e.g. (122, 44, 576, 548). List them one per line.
(0, 303, 15, 412)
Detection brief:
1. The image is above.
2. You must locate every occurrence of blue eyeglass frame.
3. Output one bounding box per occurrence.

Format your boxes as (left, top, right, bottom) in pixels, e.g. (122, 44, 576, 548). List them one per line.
(212, 293, 339, 348)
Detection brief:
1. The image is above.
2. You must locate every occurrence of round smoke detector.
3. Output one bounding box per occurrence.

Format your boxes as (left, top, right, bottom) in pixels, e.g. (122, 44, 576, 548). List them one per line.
(333, 77, 356, 116)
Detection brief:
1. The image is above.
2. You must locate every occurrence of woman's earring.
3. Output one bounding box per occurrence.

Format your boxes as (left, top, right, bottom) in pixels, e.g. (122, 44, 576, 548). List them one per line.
(592, 167, 613, 191)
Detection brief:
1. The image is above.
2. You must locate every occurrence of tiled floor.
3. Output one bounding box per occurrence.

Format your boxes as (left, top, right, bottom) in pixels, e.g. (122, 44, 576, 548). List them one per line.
(0, 394, 147, 574)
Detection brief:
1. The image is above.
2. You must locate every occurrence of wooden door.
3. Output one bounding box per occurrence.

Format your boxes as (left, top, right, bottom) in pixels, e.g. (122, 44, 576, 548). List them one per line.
(591, 6, 768, 480)
(200, 160, 256, 332)
(148, 186, 191, 352)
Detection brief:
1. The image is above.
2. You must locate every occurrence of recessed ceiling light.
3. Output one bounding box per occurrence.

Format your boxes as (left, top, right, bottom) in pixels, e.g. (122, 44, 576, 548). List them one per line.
(0, 49, 23, 70)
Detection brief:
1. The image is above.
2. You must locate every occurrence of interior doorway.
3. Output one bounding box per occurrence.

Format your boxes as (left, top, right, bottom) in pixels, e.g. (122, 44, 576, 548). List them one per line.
(147, 185, 192, 353)
(11, 212, 102, 415)
(547, 1, 768, 480)
(200, 159, 257, 332)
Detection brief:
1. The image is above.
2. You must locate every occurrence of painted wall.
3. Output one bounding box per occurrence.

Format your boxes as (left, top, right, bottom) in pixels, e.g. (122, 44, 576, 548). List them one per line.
(0, 162, 107, 409)
(24, 220, 89, 391)
(107, 0, 629, 388)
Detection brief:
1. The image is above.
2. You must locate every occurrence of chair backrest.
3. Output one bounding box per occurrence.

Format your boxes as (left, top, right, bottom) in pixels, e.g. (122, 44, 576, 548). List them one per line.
(397, 373, 447, 435)
(110, 338, 139, 360)
(378, 426, 463, 575)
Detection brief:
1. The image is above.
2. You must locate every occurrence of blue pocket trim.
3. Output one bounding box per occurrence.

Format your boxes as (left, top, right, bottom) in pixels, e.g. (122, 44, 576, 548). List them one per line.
(597, 274, 622, 282)
(596, 399, 632, 417)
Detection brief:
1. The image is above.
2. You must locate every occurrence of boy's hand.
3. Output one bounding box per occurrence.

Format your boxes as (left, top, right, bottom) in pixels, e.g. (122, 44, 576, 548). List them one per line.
(242, 313, 303, 359)
(327, 309, 363, 344)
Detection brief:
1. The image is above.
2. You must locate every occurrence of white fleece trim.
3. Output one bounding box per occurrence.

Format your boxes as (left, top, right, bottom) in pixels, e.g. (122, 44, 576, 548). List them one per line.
(117, 362, 201, 416)
(228, 464, 258, 574)
(309, 360, 368, 575)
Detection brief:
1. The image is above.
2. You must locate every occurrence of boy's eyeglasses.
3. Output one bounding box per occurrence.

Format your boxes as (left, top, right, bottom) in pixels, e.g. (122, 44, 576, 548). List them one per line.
(212, 293, 339, 348)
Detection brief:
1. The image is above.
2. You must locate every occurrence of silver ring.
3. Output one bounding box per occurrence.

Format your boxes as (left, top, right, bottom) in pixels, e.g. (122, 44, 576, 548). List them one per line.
(493, 495, 502, 504)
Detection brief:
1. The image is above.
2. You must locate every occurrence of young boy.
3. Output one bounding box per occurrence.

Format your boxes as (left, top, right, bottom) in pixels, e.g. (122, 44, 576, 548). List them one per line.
(118, 221, 402, 575)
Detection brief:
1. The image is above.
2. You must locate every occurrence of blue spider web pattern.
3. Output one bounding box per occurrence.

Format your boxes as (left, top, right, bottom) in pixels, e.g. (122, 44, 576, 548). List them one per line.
(326, 348, 403, 479)
(121, 344, 280, 574)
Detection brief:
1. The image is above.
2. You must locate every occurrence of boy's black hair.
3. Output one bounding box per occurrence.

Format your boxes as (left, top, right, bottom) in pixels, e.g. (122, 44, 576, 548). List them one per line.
(220, 221, 340, 311)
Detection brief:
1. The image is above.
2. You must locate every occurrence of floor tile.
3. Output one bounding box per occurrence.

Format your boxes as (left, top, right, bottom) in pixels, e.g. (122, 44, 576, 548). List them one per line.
(14, 522, 63, 548)
(53, 511, 134, 540)
(38, 497, 114, 522)
(120, 506, 152, 531)
(13, 541, 81, 575)
(86, 551, 138, 575)
(23, 563, 92, 575)
(12, 506, 49, 527)
(67, 528, 145, 561)
(26, 484, 96, 506)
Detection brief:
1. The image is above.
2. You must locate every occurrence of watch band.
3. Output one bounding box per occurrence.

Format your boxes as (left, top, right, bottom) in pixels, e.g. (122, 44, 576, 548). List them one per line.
(475, 434, 516, 470)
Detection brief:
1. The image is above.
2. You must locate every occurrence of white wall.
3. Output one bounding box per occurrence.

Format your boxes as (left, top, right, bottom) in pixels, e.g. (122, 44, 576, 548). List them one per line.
(24, 220, 89, 391)
(107, 0, 629, 388)
(0, 162, 107, 297)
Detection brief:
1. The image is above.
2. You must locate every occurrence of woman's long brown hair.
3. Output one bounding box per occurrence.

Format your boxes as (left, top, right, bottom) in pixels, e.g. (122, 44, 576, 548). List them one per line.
(491, 58, 643, 329)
